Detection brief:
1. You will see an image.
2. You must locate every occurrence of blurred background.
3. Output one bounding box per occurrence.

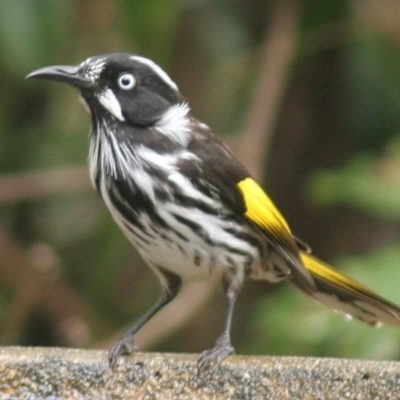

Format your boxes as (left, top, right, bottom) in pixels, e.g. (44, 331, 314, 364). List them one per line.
(1, 0, 400, 361)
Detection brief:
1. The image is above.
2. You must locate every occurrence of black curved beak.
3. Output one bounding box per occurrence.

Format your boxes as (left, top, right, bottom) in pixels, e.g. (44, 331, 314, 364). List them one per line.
(26, 65, 94, 88)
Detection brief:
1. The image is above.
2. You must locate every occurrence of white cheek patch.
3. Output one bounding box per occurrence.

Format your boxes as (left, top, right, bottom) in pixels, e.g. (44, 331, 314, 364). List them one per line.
(155, 103, 191, 147)
(97, 89, 125, 121)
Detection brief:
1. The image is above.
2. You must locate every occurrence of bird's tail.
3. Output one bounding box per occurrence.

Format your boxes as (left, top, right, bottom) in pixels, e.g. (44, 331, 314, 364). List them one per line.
(292, 251, 400, 328)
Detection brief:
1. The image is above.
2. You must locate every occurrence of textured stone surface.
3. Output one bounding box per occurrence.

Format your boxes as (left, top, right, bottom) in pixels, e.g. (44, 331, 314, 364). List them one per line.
(0, 347, 399, 399)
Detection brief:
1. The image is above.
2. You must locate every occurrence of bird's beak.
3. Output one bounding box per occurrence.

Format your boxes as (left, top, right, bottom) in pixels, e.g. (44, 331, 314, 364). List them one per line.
(26, 65, 94, 88)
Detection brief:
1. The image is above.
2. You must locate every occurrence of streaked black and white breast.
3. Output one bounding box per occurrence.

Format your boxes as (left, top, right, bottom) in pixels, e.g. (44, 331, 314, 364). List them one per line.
(77, 54, 269, 284)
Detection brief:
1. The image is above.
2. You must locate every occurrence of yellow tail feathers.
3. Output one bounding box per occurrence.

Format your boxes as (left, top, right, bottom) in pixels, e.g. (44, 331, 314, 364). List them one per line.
(237, 177, 400, 329)
(298, 251, 400, 328)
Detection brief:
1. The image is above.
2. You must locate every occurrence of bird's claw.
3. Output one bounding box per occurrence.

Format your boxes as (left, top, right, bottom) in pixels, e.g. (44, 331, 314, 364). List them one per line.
(197, 335, 234, 374)
(108, 335, 138, 367)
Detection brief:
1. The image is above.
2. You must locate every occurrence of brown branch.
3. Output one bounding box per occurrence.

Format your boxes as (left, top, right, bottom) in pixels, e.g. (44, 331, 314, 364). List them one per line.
(238, 0, 301, 180)
(0, 166, 90, 203)
(0, 230, 111, 346)
(357, 0, 400, 43)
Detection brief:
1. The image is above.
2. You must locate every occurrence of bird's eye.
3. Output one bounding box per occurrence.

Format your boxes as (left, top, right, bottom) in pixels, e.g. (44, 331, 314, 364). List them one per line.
(118, 73, 136, 90)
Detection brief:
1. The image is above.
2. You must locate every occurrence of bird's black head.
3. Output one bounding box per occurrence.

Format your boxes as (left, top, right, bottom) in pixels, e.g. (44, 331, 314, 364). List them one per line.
(27, 53, 183, 127)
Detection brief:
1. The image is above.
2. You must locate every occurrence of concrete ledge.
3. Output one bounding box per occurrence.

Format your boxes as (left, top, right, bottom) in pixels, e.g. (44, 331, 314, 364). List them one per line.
(0, 347, 399, 399)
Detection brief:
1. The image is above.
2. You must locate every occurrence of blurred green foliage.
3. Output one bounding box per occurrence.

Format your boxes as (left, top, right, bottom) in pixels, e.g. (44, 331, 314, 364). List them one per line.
(1, 0, 400, 362)
(308, 144, 400, 221)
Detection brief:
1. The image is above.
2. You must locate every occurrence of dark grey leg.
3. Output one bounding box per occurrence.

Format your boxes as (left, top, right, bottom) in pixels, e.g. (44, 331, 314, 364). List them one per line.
(108, 267, 181, 366)
(197, 275, 241, 372)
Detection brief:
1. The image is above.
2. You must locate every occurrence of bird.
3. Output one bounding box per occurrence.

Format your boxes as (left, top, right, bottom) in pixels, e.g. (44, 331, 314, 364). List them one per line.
(27, 53, 400, 371)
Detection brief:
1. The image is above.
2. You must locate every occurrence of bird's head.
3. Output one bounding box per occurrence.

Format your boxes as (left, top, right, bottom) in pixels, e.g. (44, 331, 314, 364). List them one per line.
(27, 53, 184, 127)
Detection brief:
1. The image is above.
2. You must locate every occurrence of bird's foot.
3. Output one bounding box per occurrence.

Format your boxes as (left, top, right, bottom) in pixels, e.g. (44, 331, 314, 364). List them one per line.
(197, 334, 234, 374)
(108, 334, 139, 367)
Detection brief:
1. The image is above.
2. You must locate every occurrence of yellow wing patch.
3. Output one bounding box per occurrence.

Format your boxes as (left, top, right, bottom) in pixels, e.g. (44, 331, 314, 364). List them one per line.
(238, 177, 315, 290)
(237, 177, 291, 233)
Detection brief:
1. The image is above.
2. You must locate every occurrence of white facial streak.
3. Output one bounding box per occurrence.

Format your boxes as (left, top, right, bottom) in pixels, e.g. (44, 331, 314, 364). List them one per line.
(130, 56, 178, 91)
(97, 89, 125, 121)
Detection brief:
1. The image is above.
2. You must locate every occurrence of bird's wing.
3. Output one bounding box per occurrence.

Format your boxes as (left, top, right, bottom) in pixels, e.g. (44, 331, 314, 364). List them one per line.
(186, 131, 315, 291)
(187, 130, 400, 327)
(236, 177, 315, 290)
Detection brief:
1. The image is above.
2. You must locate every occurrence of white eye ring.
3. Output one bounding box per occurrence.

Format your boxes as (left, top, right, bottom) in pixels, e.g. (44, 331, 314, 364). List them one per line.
(118, 73, 136, 90)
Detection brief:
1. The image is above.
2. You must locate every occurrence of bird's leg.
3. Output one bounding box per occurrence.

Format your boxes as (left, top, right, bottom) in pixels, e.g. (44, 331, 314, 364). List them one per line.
(108, 267, 181, 367)
(197, 275, 241, 372)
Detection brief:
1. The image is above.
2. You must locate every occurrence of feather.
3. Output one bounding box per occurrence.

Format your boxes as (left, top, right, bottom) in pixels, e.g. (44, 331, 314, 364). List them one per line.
(237, 177, 315, 291)
(297, 252, 400, 327)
